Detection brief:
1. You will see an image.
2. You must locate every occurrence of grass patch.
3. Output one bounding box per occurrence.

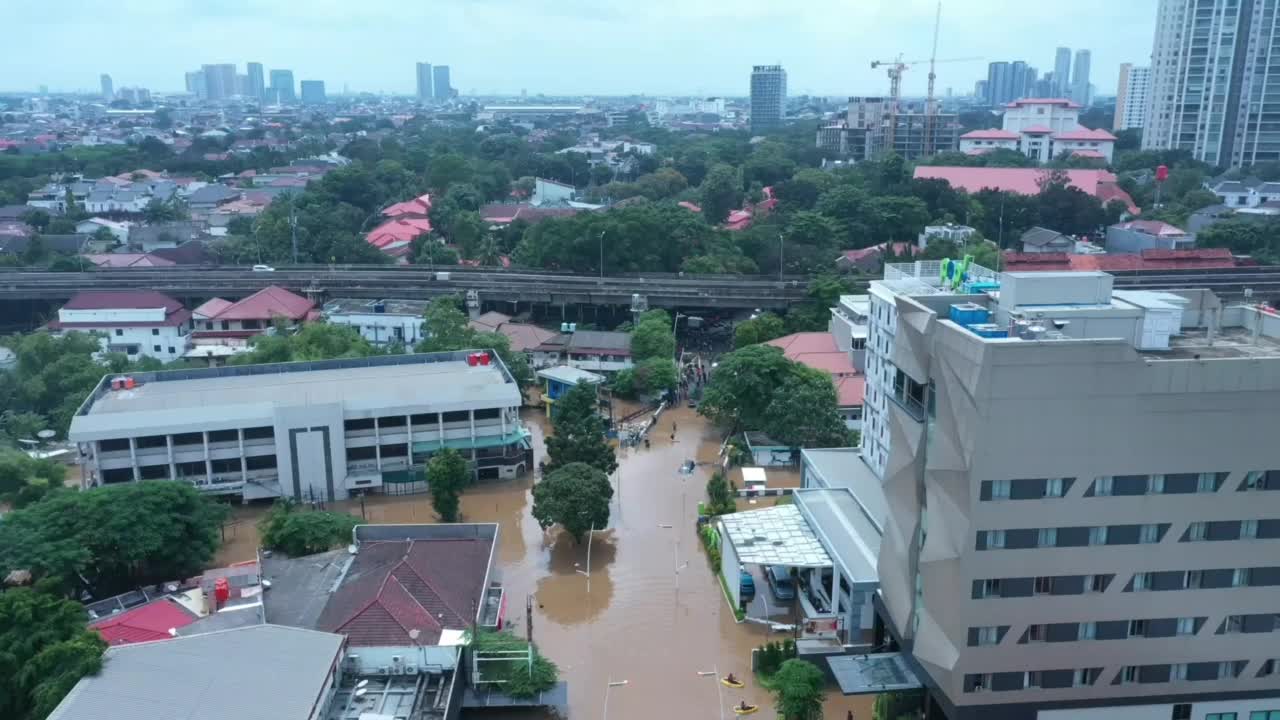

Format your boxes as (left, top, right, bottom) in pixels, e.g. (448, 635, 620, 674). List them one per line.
(717, 571, 746, 622)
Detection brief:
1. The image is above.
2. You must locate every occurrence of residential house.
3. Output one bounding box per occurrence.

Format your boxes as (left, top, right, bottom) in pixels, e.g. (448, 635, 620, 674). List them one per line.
(186, 184, 241, 213)
(127, 221, 206, 252)
(76, 217, 130, 243)
(1019, 226, 1074, 253)
(88, 597, 199, 646)
(918, 224, 978, 250)
(322, 298, 428, 346)
(365, 217, 432, 260)
(829, 294, 871, 371)
(47, 290, 192, 362)
(382, 192, 432, 218)
(1105, 220, 1195, 253)
(83, 253, 176, 268)
(1002, 247, 1238, 272)
(532, 329, 633, 372)
(536, 365, 604, 415)
(468, 311, 558, 352)
(191, 285, 316, 353)
(835, 243, 917, 274)
(765, 332, 864, 430)
(1205, 177, 1280, 209)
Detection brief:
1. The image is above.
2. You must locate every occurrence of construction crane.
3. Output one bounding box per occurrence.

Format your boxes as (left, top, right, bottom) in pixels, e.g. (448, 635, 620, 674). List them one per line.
(870, 2, 980, 156)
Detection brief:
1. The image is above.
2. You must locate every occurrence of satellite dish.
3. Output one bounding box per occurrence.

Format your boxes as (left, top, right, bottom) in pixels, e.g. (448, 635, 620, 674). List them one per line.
(36, 429, 56, 440)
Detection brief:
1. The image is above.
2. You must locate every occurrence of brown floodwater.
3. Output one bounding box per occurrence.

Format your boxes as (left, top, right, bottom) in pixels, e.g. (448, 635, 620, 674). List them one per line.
(213, 407, 876, 720)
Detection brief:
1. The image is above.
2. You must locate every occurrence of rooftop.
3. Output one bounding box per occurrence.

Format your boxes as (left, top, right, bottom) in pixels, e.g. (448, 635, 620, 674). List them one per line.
(718, 504, 833, 569)
(48, 625, 345, 720)
(795, 487, 883, 585)
(537, 365, 605, 386)
(323, 297, 430, 317)
(88, 597, 199, 646)
(70, 352, 522, 441)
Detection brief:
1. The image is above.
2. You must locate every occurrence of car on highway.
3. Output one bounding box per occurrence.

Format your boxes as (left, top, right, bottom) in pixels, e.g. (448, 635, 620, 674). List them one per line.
(252, 264, 275, 272)
(765, 565, 796, 601)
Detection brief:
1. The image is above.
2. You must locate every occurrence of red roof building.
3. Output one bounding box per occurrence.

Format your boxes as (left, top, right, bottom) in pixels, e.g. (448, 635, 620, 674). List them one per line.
(192, 286, 316, 348)
(912, 167, 1139, 213)
(366, 217, 432, 259)
(89, 598, 198, 646)
(315, 536, 493, 647)
(382, 193, 433, 219)
(1002, 248, 1237, 272)
(765, 332, 865, 412)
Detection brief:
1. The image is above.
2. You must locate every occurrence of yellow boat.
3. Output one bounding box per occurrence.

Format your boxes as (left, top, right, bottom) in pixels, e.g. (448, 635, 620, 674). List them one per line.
(721, 678, 745, 689)
(732, 704, 760, 716)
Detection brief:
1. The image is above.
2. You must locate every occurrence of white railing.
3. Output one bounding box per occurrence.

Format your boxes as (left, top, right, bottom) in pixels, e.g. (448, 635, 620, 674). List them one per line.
(883, 260, 1000, 295)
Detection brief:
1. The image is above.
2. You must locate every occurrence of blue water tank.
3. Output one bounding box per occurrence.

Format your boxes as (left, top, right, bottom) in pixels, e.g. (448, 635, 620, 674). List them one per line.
(949, 303, 990, 326)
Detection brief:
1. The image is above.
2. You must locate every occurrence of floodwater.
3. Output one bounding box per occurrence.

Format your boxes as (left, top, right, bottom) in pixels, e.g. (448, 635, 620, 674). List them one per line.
(213, 407, 876, 720)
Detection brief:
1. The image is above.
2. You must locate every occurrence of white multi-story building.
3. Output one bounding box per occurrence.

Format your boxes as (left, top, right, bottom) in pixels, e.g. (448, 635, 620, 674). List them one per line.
(1145, 0, 1280, 167)
(1114, 64, 1151, 131)
(48, 290, 192, 362)
(960, 99, 1116, 163)
(68, 351, 532, 501)
(322, 298, 427, 347)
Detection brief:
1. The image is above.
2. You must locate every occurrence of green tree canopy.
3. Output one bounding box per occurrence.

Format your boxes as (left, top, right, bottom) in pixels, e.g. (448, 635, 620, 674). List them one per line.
(699, 345, 795, 431)
(427, 447, 470, 522)
(531, 461, 613, 543)
(258, 499, 359, 556)
(544, 382, 617, 475)
(630, 313, 676, 361)
(762, 368, 855, 449)
(414, 297, 533, 388)
(733, 312, 786, 349)
(231, 322, 379, 365)
(0, 481, 228, 596)
(770, 658, 826, 720)
(0, 449, 65, 507)
(700, 163, 743, 225)
(0, 586, 107, 720)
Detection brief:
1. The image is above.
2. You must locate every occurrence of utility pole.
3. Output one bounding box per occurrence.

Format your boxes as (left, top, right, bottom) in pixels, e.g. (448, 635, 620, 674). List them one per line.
(778, 234, 785, 281)
(289, 200, 299, 265)
(599, 230, 606, 278)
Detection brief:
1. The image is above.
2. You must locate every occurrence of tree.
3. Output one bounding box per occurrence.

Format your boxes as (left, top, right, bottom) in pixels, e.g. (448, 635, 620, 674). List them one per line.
(544, 383, 617, 475)
(19, 208, 50, 231)
(91, 226, 116, 246)
(734, 312, 786, 348)
(0, 481, 228, 596)
(705, 471, 736, 515)
(0, 586, 107, 720)
(632, 357, 678, 395)
(427, 448, 469, 522)
(699, 345, 795, 431)
(258, 500, 359, 556)
(700, 163, 742, 224)
(0, 449, 64, 507)
(531, 462, 613, 543)
(1199, 217, 1280, 262)
(3, 331, 118, 436)
(630, 314, 676, 361)
(762, 369, 854, 449)
(230, 322, 378, 365)
(770, 658, 826, 720)
(414, 297, 533, 388)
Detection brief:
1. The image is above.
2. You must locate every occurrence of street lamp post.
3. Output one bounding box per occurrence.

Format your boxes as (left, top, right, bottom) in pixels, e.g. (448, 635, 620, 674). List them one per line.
(697, 667, 727, 720)
(599, 230, 606, 278)
(602, 679, 628, 720)
(575, 522, 595, 593)
(778, 233, 785, 281)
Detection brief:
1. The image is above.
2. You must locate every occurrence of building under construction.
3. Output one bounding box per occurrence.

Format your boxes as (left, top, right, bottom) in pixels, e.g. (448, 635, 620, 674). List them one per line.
(816, 97, 960, 161)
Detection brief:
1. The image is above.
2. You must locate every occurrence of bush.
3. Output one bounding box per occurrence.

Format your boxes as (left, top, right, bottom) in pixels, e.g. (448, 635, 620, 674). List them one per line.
(471, 630, 559, 699)
(705, 471, 736, 516)
(258, 499, 359, 556)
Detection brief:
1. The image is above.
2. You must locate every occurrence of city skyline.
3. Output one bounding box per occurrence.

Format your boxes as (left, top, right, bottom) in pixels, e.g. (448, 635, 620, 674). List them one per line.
(2, 0, 1157, 96)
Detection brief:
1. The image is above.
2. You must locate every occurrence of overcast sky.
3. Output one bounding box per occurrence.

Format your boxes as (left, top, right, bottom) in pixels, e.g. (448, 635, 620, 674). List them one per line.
(5, 0, 1157, 97)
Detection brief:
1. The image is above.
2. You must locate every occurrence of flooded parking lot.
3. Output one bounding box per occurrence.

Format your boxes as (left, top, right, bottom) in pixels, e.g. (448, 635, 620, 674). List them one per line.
(214, 406, 874, 719)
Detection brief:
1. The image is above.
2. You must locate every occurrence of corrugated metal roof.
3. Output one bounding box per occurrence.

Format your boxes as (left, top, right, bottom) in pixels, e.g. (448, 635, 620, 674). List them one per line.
(48, 624, 344, 720)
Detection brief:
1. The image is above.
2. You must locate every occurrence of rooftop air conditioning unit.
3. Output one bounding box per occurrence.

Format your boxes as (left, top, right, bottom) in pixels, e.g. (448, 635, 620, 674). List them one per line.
(377, 666, 389, 675)
(406, 665, 418, 674)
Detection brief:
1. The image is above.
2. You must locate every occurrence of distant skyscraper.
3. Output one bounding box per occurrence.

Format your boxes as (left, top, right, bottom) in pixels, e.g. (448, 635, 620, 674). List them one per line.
(749, 65, 787, 133)
(1053, 47, 1072, 97)
(235, 74, 249, 97)
(269, 69, 295, 103)
(247, 62, 265, 100)
(1071, 49, 1091, 106)
(433, 65, 452, 101)
(300, 80, 326, 105)
(100, 74, 113, 101)
(1145, 0, 1280, 166)
(416, 62, 433, 101)
(200, 63, 236, 101)
(1114, 63, 1151, 131)
(185, 71, 205, 99)
(984, 61, 1034, 105)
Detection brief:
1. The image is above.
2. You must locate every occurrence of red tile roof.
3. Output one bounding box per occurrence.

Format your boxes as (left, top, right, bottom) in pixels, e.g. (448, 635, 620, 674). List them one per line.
(192, 297, 234, 318)
(90, 598, 198, 646)
(84, 253, 176, 268)
(912, 167, 1139, 213)
(1002, 248, 1236, 272)
(317, 538, 492, 647)
(961, 129, 1020, 140)
(62, 290, 183, 312)
(835, 375, 866, 408)
(678, 201, 703, 213)
(383, 193, 433, 218)
(367, 218, 432, 250)
(199, 286, 315, 322)
(1054, 127, 1118, 141)
(765, 332, 863, 408)
(1113, 220, 1188, 237)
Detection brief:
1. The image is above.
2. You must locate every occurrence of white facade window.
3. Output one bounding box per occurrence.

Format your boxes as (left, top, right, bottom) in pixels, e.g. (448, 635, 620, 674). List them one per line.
(1172, 663, 1188, 681)
(970, 673, 990, 692)
(1085, 574, 1107, 593)
(1188, 522, 1208, 541)
(1077, 621, 1097, 640)
(1034, 576, 1054, 595)
(1132, 572, 1153, 591)
(1198, 472, 1218, 492)
(1094, 476, 1114, 496)
(1026, 624, 1047, 643)
(1242, 519, 1259, 539)
(991, 480, 1011, 499)
(1149, 474, 1165, 494)
(1089, 526, 1108, 546)
(1120, 666, 1138, 684)
(976, 626, 1000, 645)
(1045, 478, 1065, 498)
(1232, 568, 1250, 587)
(1023, 671, 1041, 689)
(1038, 528, 1058, 547)
(1218, 661, 1238, 679)
(1176, 617, 1196, 636)
(1224, 615, 1244, 634)
(1129, 619, 1147, 637)
(1072, 669, 1092, 687)
(1185, 570, 1204, 589)
(1139, 524, 1160, 544)
(1244, 471, 1267, 490)
(986, 530, 1006, 549)
(979, 579, 1002, 598)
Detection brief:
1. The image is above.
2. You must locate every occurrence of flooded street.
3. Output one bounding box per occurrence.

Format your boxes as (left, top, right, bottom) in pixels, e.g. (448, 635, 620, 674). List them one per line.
(214, 406, 874, 719)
